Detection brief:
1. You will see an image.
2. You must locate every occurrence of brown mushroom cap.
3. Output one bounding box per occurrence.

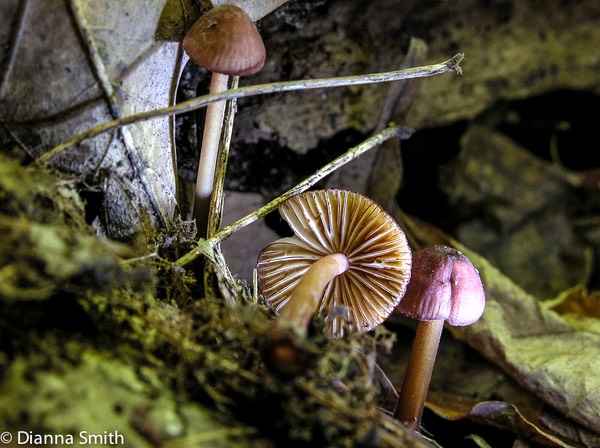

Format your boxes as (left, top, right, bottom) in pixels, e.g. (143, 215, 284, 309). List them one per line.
(257, 189, 412, 338)
(396, 245, 485, 326)
(183, 5, 266, 76)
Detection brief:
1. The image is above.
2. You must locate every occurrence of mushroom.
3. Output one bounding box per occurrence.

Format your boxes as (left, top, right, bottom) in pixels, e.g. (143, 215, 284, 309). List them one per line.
(393, 245, 485, 430)
(256, 189, 412, 370)
(183, 5, 266, 236)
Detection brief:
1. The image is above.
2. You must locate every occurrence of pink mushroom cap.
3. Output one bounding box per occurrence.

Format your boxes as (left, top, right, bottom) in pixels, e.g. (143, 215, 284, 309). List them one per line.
(396, 245, 485, 326)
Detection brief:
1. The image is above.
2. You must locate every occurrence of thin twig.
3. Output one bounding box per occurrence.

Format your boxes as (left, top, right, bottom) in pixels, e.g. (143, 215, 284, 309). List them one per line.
(203, 77, 239, 298)
(212, 126, 413, 242)
(175, 126, 414, 267)
(38, 53, 463, 164)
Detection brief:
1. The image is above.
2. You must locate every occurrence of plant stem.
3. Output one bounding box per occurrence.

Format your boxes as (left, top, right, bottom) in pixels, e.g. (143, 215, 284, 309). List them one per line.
(393, 319, 444, 430)
(207, 76, 239, 238)
(38, 53, 463, 164)
(203, 76, 239, 297)
(193, 72, 230, 237)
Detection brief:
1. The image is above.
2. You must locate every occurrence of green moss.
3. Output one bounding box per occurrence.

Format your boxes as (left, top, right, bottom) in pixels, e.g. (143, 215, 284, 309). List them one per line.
(0, 338, 259, 447)
(0, 129, 425, 448)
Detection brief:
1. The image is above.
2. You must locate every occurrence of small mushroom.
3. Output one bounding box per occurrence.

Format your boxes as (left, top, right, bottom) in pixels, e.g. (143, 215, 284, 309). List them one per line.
(183, 5, 266, 236)
(393, 245, 485, 430)
(256, 189, 412, 371)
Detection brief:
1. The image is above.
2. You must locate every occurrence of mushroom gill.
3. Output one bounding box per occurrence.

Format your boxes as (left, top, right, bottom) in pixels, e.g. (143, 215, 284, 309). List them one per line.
(257, 189, 412, 338)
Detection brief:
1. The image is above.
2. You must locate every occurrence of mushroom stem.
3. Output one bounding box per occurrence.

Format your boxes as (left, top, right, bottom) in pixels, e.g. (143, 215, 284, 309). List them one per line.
(193, 72, 230, 237)
(265, 253, 349, 374)
(393, 319, 444, 430)
(275, 253, 349, 334)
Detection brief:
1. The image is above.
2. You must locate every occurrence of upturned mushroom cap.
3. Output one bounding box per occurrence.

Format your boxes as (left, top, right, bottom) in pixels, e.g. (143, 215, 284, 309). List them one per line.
(183, 5, 266, 76)
(257, 189, 412, 338)
(396, 245, 485, 326)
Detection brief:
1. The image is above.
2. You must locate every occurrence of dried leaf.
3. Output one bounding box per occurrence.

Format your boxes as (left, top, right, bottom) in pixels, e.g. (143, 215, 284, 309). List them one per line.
(405, 2, 600, 127)
(461, 267, 600, 437)
(427, 395, 569, 447)
(548, 285, 600, 320)
(0, 0, 293, 238)
(441, 125, 573, 233)
(546, 285, 600, 334)
(0, 0, 192, 237)
(211, 0, 290, 22)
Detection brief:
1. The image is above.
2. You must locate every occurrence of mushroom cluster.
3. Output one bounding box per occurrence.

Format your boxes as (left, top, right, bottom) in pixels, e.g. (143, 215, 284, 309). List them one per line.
(255, 191, 485, 425)
(257, 189, 412, 339)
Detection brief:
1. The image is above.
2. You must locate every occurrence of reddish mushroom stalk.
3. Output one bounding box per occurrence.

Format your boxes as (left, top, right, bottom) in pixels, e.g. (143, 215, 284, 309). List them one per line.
(394, 319, 444, 429)
(393, 245, 485, 430)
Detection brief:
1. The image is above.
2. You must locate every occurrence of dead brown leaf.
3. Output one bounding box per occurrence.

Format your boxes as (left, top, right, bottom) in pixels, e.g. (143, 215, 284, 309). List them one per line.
(0, 0, 290, 239)
(548, 286, 600, 320)
(427, 393, 569, 447)
(546, 286, 600, 335)
(0, 0, 193, 237)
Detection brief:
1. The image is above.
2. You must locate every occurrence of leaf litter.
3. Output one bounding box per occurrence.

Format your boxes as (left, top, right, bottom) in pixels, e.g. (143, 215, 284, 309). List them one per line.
(1, 0, 600, 447)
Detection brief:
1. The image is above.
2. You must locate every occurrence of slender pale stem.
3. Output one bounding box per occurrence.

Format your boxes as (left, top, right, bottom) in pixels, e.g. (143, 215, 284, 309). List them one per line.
(38, 53, 463, 163)
(193, 72, 230, 237)
(394, 319, 444, 430)
(276, 253, 349, 334)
